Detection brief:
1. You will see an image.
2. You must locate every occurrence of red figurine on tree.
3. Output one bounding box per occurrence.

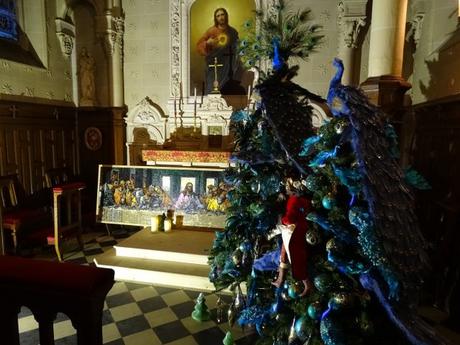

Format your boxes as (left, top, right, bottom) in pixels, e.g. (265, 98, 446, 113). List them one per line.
(272, 177, 313, 297)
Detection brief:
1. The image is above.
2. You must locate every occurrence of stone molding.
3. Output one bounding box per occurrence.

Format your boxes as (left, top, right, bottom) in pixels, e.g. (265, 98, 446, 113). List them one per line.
(406, 13, 424, 47)
(338, 0, 368, 49)
(55, 18, 75, 58)
(125, 97, 167, 145)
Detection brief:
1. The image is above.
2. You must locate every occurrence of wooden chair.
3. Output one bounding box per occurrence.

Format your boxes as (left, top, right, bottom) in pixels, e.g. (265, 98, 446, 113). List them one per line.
(47, 182, 86, 261)
(0, 175, 51, 253)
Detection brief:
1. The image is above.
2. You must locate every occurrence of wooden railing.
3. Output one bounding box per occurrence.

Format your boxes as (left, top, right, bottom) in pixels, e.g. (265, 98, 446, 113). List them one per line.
(0, 256, 114, 345)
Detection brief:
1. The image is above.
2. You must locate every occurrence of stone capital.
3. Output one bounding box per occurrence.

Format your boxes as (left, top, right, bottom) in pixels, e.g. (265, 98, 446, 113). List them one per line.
(406, 12, 424, 47)
(337, 1, 368, 49)
(55, 18, 75, 57)
(96, 12, 124, 58)
(338, 0, 368, 19)
(339, 16, 366, 49)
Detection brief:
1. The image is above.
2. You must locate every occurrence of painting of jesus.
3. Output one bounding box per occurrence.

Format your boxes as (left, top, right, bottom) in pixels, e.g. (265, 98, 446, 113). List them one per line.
(190, 0, 255, 96)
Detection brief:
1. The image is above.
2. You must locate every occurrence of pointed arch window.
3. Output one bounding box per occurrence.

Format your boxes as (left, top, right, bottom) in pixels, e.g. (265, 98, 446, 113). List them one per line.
(0, 0, 18, 41)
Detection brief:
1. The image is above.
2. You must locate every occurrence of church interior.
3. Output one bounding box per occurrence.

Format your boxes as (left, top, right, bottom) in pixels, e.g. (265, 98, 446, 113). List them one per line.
(1, 0, 460, 344)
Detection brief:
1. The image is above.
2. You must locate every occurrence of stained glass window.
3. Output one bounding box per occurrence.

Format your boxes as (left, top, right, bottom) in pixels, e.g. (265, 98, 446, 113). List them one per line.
(0, 0, 17, 41)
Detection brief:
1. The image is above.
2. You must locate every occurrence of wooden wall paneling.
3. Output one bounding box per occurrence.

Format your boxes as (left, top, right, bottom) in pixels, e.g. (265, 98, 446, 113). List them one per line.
(0, 102, 78, 197)
(17, 128, 33, 194)
(42, 129, 56, 177)
(0, 101, 123, 209)
(30, 129, 45, 193)
(3, 129, 18, 175)
(410, 97, 460, 309)
(55, 129, 66, 170)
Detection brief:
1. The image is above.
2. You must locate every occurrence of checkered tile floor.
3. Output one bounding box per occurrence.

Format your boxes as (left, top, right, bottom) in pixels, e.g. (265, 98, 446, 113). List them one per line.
(17, 227, 259, 345)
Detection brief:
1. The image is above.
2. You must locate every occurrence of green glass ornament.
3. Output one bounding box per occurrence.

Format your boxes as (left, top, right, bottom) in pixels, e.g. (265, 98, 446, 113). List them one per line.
(307, 301, 323, 320)
(281, 290, 291, 301)
(322, 194, 336, 210)
(287, 281, 303, 299)
(191, 293, 211, 322)
(326, 238, 340, 252)
(294, 315, 312, 340)
(223, 331, 234, 345)
(331, 292, 354, 309)
(313, 273, 334, 293)
(305, 175, 320, 192)
(306, 229, 320, 246)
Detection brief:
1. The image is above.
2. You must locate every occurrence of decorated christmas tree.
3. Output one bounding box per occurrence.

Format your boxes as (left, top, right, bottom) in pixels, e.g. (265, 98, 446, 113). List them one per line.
(209, 1, 446, 345)
(192, 293, 211, 322)
(223, 331, 234, 345)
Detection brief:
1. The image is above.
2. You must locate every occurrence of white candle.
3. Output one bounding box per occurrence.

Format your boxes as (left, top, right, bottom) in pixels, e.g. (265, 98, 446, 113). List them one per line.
(173, 94, 177, 115)
(194, 87, 197, 127)
(164, 219, 172, 232)
(247, 85, 252, 105)
(151, 216, 159, 233)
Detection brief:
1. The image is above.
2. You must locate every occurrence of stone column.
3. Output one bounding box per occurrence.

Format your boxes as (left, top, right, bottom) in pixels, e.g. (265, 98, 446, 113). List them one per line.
(337, 1, 367, 85)
(368, 0, 408, 77)
(360, 0, 411, 166)
(99, 11, 125, 107)
(361, 0, 411, 114)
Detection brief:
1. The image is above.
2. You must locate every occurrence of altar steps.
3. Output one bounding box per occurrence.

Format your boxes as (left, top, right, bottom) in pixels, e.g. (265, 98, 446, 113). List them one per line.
(94, 227, 216, 291)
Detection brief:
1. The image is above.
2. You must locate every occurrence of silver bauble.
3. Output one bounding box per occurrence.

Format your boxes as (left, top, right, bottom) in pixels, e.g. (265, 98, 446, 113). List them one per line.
(306, 229, 320, 246)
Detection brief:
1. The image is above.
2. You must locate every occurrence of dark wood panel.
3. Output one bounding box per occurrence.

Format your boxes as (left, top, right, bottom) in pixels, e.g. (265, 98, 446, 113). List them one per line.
(0, 101, 126, 214)
(409, 96, 460, 308)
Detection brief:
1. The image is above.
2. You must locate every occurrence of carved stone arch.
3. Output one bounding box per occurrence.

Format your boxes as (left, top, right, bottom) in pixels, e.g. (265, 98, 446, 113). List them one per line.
(57, 0, 104, 19)
(125, 97, 168, 145)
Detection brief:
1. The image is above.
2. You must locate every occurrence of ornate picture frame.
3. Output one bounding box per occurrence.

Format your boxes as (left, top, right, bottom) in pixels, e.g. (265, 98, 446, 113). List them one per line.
(84, 126, 102, 151)
(96, 164, 229, 229)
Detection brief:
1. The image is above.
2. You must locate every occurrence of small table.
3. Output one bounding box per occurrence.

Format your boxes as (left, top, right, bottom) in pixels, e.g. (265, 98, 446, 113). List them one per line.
(48, 182, 86, 261)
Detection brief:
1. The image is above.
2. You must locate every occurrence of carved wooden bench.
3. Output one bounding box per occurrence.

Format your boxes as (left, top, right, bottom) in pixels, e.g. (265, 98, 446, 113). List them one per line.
(0, 256, 114, 345)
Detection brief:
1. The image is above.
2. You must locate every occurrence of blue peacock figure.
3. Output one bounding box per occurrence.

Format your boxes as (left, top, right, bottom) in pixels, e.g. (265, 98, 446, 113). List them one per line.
(304, 57, 450, 345)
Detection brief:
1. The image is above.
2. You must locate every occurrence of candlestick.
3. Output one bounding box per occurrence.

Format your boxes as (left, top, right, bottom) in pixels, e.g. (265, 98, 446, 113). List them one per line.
(247, 85, 252, 107)
(173, 93, 177, 129)
(201, 82, 205, 103)
(194, 87, 197, 128)
(179, 82, 183, 104)
(151, 216, 160, 233)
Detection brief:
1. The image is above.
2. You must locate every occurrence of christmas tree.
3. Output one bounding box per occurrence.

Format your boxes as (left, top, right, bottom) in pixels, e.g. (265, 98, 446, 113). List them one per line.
(223, 331, 234, 345)
(209, 1, 445, 345)
(191, 293, 211, 322)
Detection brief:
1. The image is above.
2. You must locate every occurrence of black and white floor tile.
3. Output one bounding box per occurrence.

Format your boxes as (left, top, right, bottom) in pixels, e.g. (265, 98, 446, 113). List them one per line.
(15, 226, 460, 345)
(17, 227, 259, 345)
